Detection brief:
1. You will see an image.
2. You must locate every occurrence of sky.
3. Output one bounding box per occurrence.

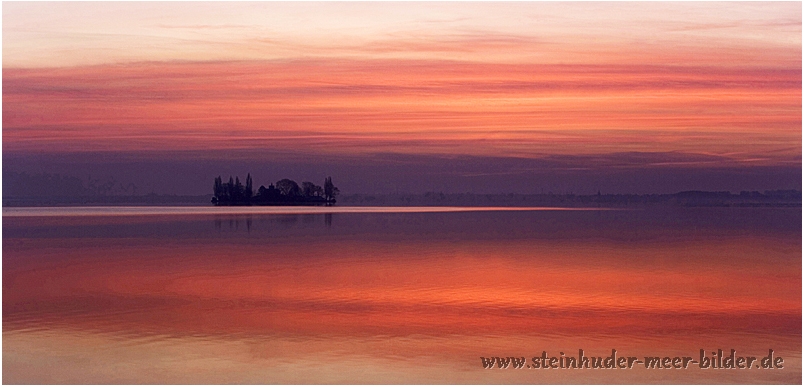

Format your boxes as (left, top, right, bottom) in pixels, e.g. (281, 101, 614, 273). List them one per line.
(3, 2, 802, 195)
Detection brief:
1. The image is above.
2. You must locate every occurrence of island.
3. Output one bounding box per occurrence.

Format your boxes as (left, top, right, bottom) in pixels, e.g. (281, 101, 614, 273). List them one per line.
(211, 174, 339, 206)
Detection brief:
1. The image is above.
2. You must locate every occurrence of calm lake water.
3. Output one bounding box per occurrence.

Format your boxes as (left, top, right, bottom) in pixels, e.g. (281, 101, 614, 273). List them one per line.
(3, 206, 801, 383)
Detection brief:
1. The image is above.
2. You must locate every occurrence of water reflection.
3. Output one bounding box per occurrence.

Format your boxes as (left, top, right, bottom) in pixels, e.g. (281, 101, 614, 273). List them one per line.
(214, 215, 253, 232)
(3, 207, 800, 383)
(212, 213, 334, 232)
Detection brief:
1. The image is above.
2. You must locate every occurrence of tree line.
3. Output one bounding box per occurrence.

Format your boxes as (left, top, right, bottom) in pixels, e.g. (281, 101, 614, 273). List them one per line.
(212, 174, 339, 205)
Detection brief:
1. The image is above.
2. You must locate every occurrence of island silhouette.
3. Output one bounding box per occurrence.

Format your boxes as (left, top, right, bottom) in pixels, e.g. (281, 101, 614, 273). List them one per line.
(1, 171, 800, 207)
(211, 174, 339, 206)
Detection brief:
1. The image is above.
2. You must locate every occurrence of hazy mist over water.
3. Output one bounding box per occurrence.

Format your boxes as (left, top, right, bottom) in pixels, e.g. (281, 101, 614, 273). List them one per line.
(4, 152, 802, 196)
(3, 207, 800, 383)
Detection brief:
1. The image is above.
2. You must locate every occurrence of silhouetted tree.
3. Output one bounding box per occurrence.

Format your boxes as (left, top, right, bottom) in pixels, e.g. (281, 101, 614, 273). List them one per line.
(245, 173, 253, 199)
(227, 176, 235, 200)
(301, 181, 323, 198)
(234, 176, 245, 201)
(276, 178, 301, 197)
(324, 177, 340, 201)
(214, 176, 223, 199)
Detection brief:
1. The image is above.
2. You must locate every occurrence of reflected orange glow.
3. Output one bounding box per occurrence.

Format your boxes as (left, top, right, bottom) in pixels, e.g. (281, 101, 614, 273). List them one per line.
(5, 236, 800, 337)
(3, 210, 800, 383)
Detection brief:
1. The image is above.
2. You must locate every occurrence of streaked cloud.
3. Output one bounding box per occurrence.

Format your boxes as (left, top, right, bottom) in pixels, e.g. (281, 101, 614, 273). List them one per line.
(4, 59, 800, 167)
(2, 2, 800, 193)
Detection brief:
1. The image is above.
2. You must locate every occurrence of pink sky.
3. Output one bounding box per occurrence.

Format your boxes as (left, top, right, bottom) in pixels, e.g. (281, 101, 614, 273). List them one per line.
(3, 2, 802, 169)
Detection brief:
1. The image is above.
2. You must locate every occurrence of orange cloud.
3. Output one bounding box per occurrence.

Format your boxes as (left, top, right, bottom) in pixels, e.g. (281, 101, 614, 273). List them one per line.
(3, 60, 800, 166)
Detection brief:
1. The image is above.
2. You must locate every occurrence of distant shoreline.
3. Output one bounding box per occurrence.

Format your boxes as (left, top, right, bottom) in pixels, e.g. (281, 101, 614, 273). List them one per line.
(3, 190, 800, 208)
